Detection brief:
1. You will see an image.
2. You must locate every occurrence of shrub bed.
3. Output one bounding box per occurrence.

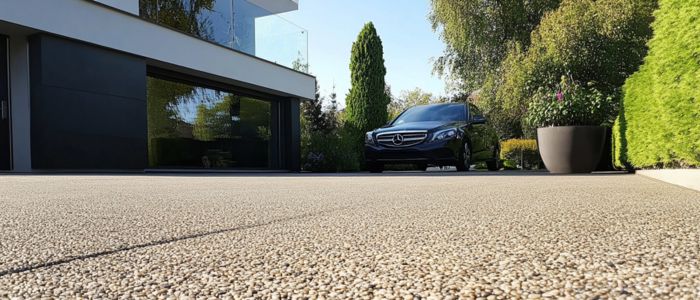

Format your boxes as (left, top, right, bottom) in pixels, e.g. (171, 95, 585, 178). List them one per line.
(500, 139, 541, 169)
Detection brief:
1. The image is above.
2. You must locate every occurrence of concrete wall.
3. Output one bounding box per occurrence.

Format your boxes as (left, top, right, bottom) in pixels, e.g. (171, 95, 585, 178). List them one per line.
(0, 0, 315, 100)
(248, 0, 299, 14)
(94, 0, 139, 15)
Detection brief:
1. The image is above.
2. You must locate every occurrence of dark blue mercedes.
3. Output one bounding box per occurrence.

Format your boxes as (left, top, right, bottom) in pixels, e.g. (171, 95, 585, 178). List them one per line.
(364, 103, 500, 173)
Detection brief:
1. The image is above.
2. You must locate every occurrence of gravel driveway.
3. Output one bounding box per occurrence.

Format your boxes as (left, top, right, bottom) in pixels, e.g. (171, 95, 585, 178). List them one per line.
(1, 173, 698, 298)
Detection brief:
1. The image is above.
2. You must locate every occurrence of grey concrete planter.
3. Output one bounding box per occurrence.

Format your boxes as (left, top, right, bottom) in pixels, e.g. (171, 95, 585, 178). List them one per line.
(537, 126, 606, 174)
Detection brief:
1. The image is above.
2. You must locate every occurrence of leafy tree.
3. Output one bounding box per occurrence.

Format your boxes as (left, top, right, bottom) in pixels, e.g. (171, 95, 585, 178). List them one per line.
(301, 82, 332, 133)
(300, 84, 359, 172)
(290, 56, 334, 135)
(429, 0, 561, 91)
(384, 84, 394, 114)
(389, 88, 439, 120)
(345, 22, 390, 162)
(291, 54, 310, 74)
(478, 0, 656, 138)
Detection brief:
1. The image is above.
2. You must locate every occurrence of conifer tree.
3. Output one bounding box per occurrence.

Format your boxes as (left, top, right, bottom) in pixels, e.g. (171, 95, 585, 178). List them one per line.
(301, 82, 329, 133)
(345, 22, 390, 159)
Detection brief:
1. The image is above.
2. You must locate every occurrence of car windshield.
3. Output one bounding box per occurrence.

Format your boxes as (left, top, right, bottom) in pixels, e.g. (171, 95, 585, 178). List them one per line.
(392, 104, 466, 125)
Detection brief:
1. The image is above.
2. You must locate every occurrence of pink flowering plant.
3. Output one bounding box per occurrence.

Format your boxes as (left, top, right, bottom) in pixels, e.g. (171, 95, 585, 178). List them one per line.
(526, 76, 618, 128)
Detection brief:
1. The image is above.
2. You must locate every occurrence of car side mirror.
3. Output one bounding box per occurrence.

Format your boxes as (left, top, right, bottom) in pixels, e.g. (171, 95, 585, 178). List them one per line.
(472, 115, 487, 125)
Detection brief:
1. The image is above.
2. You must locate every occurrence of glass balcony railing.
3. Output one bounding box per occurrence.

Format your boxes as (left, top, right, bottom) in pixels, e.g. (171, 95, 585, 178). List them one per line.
(140, 0, 308, 73)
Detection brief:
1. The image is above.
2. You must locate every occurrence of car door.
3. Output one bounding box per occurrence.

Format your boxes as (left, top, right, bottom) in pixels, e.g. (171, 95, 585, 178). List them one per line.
(467, 104, 492, 161)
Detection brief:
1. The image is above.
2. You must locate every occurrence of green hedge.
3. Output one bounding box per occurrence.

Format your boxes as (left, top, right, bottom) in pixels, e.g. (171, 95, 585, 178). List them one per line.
(613, 0, 700, 168)
(500, 139, 541, 170)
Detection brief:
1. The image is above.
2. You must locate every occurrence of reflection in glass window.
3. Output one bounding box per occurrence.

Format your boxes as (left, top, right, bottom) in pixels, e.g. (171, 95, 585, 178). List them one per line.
(147, 77, 273, 169)
(138, 0, 308, 70)
(139, 0, 255, 54)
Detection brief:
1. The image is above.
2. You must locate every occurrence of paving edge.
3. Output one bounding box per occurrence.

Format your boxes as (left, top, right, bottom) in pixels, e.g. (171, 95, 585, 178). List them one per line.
(637, 169, 700, 193)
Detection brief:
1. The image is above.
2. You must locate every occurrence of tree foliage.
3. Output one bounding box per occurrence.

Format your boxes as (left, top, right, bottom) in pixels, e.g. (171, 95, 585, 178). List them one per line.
(301, 82, 335, 134)
(429, 0, 561, 91)
(613, 0, 700, 168)
(326, 86, 339, 130)
(300, 85, 358, 172)
(389, 88, 440, 120)
(478, 0, 656, 138)
(346, 22, 390, 131)
(345, 22, 390, 163)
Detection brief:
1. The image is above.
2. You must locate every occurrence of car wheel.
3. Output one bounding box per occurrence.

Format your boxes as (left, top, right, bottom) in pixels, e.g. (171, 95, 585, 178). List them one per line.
(486, 160, 500, 171)
(456, 142, 471, 172)
(486, 147, 501, 171)
(368, 162, 384, 173)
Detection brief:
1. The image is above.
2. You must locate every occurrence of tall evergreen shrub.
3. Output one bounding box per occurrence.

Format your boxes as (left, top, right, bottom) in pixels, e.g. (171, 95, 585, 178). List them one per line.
(613, 0, 700, 168)
(345, 22, 390, 165)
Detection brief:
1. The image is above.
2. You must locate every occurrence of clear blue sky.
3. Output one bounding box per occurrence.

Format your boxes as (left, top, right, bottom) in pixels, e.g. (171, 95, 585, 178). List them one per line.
(280, 0, 447, 107)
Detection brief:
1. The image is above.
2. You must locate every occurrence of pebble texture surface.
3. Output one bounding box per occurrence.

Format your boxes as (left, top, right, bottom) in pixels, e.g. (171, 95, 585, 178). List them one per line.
(0, 173, 699, 299)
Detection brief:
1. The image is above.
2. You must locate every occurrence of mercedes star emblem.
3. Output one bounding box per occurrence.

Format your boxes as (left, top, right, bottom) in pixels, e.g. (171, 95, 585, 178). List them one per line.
(392, 134, 404, 145)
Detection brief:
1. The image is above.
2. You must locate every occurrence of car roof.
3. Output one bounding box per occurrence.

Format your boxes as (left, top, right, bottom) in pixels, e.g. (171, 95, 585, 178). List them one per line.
(413, 102, 464, 108)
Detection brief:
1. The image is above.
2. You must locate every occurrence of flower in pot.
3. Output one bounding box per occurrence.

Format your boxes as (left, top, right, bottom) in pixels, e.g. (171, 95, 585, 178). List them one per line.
(526, 77, 618, 174)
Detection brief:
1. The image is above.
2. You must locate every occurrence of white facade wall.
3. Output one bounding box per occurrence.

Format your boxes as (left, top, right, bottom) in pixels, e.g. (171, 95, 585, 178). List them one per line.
(0, 0, 315, 100)
(94, 0, 139, 15)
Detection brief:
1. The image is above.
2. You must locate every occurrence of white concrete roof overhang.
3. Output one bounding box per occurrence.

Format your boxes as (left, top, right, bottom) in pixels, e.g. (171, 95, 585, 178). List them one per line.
(248, 0, 299, 15)
(0, 0, 315, 100)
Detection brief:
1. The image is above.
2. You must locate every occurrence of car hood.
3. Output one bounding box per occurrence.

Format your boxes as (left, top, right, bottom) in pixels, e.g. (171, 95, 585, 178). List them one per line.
(374, 121, 463, 134)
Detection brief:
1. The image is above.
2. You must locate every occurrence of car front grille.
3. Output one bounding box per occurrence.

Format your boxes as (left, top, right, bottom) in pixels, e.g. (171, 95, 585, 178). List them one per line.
(376, 131, 428, 148)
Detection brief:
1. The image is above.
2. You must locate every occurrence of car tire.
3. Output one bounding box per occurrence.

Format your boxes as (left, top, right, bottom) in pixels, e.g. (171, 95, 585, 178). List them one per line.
(368, 163, 384, 173)
(486, 147, 501, 171)
(486, 160, 500, 171)
(456, 142, 471, 172)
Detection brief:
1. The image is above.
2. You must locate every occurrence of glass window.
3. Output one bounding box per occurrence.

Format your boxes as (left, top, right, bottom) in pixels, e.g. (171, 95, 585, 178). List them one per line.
(392, 104, 467, 125)
(469, 104, 483, 119)
(146, 77, 275, 169)
(139, 0, 308, 71)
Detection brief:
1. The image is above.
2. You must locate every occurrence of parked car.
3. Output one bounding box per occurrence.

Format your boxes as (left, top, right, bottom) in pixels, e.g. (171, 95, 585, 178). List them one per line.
(365, 103, 500, 173)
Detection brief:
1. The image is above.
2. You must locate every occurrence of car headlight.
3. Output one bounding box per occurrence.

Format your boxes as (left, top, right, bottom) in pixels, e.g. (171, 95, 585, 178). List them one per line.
(365, 131, 375, 145)
(431, 128, 458, 142)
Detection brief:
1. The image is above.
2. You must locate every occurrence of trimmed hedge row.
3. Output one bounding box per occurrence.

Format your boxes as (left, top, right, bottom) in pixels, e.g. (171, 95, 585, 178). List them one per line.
(500, 139, 540, 169)
(613, 0, 700, 168)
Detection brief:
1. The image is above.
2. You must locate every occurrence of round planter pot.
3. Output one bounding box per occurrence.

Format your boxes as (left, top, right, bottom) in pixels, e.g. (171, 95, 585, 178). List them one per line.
(537, 126, 606, 174)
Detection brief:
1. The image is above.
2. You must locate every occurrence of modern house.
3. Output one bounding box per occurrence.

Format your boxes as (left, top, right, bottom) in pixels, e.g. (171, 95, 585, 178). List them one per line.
(0, 0, 314, 172)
